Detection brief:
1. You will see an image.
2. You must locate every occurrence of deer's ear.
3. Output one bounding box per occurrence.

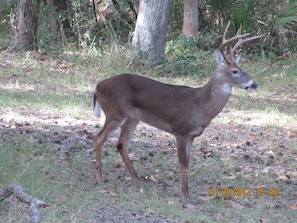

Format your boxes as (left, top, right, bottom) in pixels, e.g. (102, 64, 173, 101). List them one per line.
(214, 49, 225, 66)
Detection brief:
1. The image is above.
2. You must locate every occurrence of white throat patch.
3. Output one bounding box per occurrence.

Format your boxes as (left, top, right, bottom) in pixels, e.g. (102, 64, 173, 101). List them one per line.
(221, 84, 232, 94)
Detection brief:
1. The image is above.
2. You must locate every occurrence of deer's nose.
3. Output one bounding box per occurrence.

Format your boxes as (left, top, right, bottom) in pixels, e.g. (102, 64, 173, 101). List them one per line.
(251, 81, 257, 89)
(244, 80, 257, 90)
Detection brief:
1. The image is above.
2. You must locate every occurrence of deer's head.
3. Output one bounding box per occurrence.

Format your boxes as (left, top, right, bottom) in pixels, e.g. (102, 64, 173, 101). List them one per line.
(214, 22, 264, 91)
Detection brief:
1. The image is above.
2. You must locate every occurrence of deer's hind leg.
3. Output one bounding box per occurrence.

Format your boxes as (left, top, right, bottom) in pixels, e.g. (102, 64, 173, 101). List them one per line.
(116, 118, 140, 183)
(94, 117, 127, 184)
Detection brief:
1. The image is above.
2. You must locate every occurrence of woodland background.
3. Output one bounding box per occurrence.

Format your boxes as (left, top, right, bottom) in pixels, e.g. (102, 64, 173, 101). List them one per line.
(1, 0, 297, 222)
(1, 0, 297, 61)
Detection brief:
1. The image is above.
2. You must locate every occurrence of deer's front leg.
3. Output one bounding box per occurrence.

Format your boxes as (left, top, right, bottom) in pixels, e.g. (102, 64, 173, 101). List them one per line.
(176, 136, 194, 204)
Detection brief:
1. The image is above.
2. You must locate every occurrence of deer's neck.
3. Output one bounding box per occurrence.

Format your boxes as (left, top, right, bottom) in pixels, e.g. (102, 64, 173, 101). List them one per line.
(197, 75, 232, 120)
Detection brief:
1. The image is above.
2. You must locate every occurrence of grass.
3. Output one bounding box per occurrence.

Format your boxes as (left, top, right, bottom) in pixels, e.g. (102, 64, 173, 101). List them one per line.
(0, 132, 98, 222)
(1, 50, 297, 222)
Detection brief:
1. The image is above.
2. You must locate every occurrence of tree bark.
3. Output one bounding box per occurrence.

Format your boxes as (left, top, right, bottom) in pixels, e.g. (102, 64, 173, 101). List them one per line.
(132, 0, 173, 63)
(182, 0, 199, 36)
(14, 0, 40, 51)
(47, 0, 58, 34)
(46, 0, 70, 40)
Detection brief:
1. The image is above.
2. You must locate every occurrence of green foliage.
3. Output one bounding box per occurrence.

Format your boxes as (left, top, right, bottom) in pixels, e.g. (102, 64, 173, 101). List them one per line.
(68, 0, 136, 49)
(0, 0, 18, 50)
(206, 0, 235, 22)
(267, 0, 297, 53)
(275, 1, 297, 29)
(168, 0, 184, 39)
(36, 3, 60, 53)
(202, 0, 297, 54)
(233, 0, 256, 32)
(163, 33, 217, 76)
(1, 0, 297, 65)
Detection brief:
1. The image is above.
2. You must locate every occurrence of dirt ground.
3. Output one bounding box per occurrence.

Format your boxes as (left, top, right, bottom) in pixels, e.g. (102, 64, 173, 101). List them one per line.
(1, 104, 297, 222)
(1, 108, 176, 222)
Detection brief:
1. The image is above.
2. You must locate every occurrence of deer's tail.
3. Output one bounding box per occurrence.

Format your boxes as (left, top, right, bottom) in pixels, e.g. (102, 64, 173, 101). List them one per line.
(93, 91, 101, 118)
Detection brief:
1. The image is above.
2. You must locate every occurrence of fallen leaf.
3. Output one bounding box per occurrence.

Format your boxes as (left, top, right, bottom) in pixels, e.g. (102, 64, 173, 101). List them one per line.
(289, 203, 297, 209)
(168, 200, 175, 205)
(98, 188, 117, 196)
(115, 163, 124, 169)
(182, 203, 196, 209)
(135, 188, 144, 193)
(149, 174, 158, 182)
(278, 175, 289, 181)
(128, 152, 136, 160)
(228, 120, 235, 126)
(226, 200, 244, 209)
(197, 195, 215, 201)
(252, 184, 265, 188)
(222, 173, 236, 180)
(230, 154, 238, 159)
(81, 122, 87, 128)
(276, 160, 287, 165)
(285, 130, 297, 137)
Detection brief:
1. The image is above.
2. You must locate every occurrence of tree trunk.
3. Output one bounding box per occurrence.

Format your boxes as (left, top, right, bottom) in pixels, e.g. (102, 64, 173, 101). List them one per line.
(46, 0, 57, 35)
(46, 0, 69, 39)
(14, 0, 40, 51)
(132, 0, 173, 63)
(182, 0, 198, 36)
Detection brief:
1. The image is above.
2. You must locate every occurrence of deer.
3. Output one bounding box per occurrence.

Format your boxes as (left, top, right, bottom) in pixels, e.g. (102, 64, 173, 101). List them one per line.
(93, 22, 263, 204)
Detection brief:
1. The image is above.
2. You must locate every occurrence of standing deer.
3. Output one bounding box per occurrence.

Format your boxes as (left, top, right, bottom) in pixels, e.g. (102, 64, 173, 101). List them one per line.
(93, 22, 263, 204)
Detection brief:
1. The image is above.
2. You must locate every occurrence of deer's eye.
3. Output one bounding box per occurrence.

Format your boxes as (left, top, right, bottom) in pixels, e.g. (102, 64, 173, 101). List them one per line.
(232, 69, 240, 75)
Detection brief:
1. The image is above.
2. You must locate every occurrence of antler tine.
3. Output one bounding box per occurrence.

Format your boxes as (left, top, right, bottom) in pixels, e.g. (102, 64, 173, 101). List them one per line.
(219, 22, 250, 52)
(230, 34, 265, 59)
(219, 21, 230, 52)
(219, 22, 264, 62)
(219, 22, 252, 64)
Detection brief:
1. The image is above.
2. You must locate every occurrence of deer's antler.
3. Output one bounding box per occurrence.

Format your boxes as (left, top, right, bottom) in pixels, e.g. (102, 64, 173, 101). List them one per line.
(219, 22, 264, 63)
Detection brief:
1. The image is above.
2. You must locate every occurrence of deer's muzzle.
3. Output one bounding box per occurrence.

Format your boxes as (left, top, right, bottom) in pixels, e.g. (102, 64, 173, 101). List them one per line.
(244, 80, 257, 90)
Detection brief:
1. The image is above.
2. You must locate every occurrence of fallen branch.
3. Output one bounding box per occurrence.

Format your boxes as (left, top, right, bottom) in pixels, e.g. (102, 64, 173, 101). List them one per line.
(0, 45, 16, 55)
(0, 184, 48, 223)
(0, 53, 18, 61)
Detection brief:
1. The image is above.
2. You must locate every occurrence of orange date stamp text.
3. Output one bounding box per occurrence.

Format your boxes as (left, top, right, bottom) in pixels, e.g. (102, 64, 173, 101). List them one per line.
(207, 187, 278, 197)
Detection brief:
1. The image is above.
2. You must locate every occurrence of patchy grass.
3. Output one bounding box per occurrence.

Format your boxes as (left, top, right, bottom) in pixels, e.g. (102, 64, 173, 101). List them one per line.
(0, 52, 297, 222)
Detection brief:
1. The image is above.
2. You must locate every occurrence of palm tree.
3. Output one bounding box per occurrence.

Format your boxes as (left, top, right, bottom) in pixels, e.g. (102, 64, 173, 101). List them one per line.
(269, 0, 297, 51)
